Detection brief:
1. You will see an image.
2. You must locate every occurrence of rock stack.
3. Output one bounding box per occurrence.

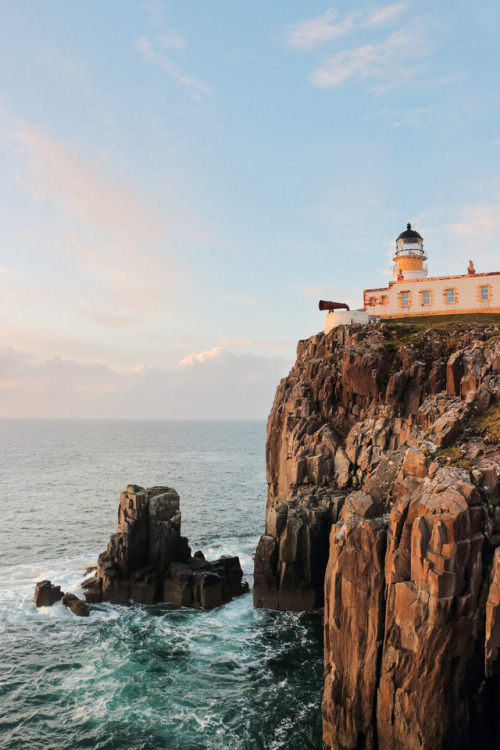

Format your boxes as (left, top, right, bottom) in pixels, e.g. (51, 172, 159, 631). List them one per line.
(255, 320, 500, 747)
(82, 484, 248, 609)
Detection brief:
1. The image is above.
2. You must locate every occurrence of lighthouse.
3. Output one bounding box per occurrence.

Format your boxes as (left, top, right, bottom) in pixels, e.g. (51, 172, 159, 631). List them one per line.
(362, 219, 500, 320)
(393, 223, 427, 281)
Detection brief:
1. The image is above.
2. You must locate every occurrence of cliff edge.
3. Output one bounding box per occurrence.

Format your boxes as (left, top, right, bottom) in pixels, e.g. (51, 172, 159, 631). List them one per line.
(253, 320, 500, 748)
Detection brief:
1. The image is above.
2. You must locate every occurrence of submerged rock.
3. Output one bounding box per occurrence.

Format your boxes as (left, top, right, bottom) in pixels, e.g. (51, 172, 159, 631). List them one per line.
(34, 580, 63, 607)
(84, 484, 248, 609)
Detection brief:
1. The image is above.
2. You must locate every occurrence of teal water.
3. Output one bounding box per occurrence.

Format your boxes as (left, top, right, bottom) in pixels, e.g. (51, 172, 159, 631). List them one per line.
(0, 421, 324, 749)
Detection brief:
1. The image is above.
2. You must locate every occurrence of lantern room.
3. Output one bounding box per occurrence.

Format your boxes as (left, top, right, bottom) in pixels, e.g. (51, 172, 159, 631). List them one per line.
(393, 223, 428, 281)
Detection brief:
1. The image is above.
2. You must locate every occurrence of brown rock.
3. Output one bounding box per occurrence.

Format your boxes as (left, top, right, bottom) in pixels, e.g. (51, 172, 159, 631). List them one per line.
(253, 321, 500, 745)
(486, 548, 500, 678)
(323, 508, 387, 750)
(81, 576, 102, 603)
(446, 350, 464, 396)
(84, 485, 246, 609)
(62, 593, 89, 617)
(34, 580, 63, 607)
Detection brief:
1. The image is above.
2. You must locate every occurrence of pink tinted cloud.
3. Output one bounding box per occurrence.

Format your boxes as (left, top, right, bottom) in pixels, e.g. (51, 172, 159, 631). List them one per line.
(0, 347, 291, 419)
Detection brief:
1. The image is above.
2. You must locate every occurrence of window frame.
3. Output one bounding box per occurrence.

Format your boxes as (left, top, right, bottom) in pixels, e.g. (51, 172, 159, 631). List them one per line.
(421, 290, 431, 306)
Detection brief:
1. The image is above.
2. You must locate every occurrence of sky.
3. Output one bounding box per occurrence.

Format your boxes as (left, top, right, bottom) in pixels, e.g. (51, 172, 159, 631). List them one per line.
(0, 0, 499, 418)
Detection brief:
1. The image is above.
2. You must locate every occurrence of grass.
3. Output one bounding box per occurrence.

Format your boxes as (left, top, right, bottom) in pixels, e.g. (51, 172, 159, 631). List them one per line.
(384, 313, 500, 353)
(386, 312, 500, 328)
(435, 446, 473, 471)
(468, 406, 500, 445)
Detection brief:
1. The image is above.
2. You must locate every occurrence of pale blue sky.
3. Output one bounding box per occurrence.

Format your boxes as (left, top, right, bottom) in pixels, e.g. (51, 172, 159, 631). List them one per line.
(1, 1, 499, 417)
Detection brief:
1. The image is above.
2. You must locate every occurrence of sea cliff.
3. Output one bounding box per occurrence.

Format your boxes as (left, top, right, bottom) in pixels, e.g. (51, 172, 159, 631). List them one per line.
(254, 319, 500, 748)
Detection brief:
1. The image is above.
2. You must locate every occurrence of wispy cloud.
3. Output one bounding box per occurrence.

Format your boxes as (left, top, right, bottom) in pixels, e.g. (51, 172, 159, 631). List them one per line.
(309, 24, 429, 89)
(447, 196, 500, 239)
(0, 267, 20, 276)
(364, 3, 407, 27)
(136, 36, 212, 100)
(136, 2, 211, 100)
(10, 119, 175, 312)
(392, 104, 432, 127)
(285, 8, 356, 50)
(158, 30, 187, 50)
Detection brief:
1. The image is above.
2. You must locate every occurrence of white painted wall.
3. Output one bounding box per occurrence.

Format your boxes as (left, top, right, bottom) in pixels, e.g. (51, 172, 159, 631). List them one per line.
(364, 272, 500, 318)
(324, 309, 370, 333)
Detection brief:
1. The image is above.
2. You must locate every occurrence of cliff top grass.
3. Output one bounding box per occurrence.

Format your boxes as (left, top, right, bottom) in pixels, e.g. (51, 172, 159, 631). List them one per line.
(386, 312, 500, 349)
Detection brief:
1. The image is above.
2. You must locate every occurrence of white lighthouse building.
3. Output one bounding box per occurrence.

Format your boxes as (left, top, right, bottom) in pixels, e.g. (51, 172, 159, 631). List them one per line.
(362, 223, 500, 319)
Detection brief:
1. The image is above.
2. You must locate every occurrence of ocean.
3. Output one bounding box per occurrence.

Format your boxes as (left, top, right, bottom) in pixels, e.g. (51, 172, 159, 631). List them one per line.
(0, 420, 323, 750)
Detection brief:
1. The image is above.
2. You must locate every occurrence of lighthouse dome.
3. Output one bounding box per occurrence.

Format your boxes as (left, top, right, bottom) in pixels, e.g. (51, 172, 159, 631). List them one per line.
(396, 223, 423, 241)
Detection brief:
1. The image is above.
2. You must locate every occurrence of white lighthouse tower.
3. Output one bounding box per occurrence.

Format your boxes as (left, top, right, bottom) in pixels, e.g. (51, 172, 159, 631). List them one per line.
(393, 223, 428, 281)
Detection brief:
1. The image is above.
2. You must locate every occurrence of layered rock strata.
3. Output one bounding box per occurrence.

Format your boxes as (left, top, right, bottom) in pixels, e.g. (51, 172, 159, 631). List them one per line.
(255, 320, 500, 747)
(82, 485, 248, 609)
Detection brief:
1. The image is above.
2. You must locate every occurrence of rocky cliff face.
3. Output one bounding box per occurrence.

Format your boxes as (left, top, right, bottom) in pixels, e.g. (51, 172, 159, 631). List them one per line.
(254, 320, 500, 748)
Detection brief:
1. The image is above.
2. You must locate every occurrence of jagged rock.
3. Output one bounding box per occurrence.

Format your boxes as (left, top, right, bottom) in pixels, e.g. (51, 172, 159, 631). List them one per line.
(62, 593, 89, 617)
(255, 320, 500, 745)
(34, 580, 63, 607)
(486, 548, 500, 677)
(81, 576, 102, 603)
(323, 503, 387, 750)
(85, 485, 247, 609)
(254, 492, 343, 610)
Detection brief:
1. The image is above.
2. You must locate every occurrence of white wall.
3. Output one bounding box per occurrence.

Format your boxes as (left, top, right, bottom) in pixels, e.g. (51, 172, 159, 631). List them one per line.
(364, 272, 500, 318)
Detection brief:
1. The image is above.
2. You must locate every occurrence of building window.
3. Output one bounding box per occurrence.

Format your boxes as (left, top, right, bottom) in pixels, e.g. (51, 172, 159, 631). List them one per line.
(422, 290, 430, 306)
(481, 285, 490, 301)
(445, 288, 455, 304)
(401, 292, 410, 307)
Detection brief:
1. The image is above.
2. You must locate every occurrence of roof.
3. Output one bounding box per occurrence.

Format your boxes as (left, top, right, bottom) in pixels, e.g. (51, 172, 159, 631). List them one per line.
(397, 222, 423, 241)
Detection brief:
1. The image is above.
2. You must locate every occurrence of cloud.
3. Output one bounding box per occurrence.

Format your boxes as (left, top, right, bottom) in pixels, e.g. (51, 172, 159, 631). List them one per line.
(0, 347, 291, 419)
(14, 121, 162, 244)
(158, 31, 187, 50)
(285, 8, 355, 50)
(309, 25, 429, 89)
(447, 197, 500, 239)
(364, 3, 407, 27)
(178, 346, 224, 366)
(178, 338, 253, 365)
(136, 36, 211, 100)
(0, 267, 20, 276)
(392, 105, 432, 127)
(8, 118, 190, 313)
(178, 336, 296, 366)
